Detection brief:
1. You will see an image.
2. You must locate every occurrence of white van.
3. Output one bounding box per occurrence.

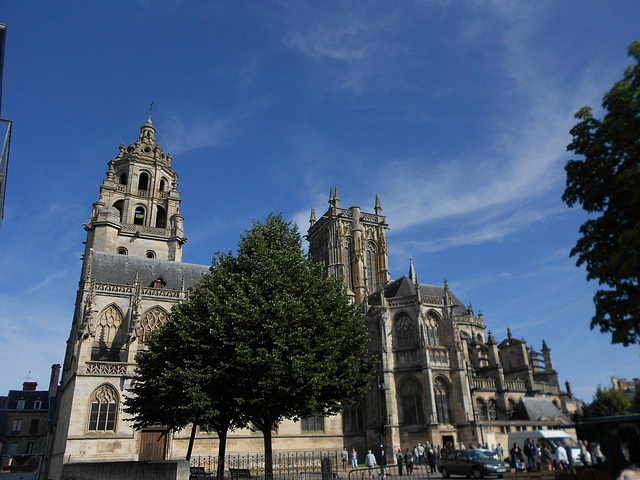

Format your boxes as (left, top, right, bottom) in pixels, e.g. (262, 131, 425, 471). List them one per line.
(507, 430, 582, 465)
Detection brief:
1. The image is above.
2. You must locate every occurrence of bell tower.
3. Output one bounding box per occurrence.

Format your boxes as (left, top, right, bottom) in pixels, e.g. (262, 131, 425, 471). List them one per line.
(83, 115, 186, 261)
(307, 188, 390, 303)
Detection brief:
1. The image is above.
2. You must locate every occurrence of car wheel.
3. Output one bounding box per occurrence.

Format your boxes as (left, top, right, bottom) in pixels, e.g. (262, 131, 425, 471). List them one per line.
(471, 468, 483, 479)
(441, 467, 450, 478)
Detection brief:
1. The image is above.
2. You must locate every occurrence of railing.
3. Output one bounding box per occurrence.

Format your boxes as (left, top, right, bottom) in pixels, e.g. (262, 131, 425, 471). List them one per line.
(191, 451, 341, 480)
(472, 378, 496, 390)
(120, 223, 169, 236)
(84, 361, 136, 376)
(505, 379, 527, 391)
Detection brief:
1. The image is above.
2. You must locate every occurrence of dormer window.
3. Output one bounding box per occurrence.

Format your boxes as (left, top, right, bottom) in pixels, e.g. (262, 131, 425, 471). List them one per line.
(151, 276, 166, 289)
(17, 399, 25, 410)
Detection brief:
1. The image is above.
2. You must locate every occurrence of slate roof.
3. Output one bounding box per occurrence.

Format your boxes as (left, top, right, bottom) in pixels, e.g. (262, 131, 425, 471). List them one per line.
(5, 389, 50, 410)
(520, 396, 568, 422)
(90, 251, 209, 290)
(368, 276, 468, 315)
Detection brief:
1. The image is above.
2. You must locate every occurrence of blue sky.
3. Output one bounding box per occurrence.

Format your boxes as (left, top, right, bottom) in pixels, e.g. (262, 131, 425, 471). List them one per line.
(1, 2, 638, 401)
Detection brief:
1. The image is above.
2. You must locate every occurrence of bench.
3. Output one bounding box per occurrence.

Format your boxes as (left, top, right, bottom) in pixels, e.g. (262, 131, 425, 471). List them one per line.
(190, 466, 212, 480)
(230, 468, 251, 480)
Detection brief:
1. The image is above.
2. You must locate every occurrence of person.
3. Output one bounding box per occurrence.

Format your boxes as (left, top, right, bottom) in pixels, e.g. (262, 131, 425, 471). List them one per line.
(380, 450, 387, 479)
(365, 450, 377, 478)
(495, 443, 504, 460)
(396, 448, 404, 476)
(601, 426, 629, 479)
(418, 443, 425, 465)
(414, 445, 420, 466)
(580, 440, 592, 465)
(592, 442, 605, 465)
(510, 442, 524, 470)
(351, 448, 359, 469)
(405, 448, 414, 475)
(539, 442, 553, 471)
(342, 447, 349, 471)
(524, 438, 537, 471)
(555, 442, 568, 470)
(428, 448, 437, 474)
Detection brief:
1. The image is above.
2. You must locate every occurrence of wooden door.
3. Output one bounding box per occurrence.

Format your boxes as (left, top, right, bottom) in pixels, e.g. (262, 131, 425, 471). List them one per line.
(139, 430, 167, 461)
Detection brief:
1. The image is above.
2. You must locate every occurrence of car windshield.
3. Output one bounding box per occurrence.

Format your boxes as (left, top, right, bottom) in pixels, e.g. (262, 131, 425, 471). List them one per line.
(467, 450, 495, 460)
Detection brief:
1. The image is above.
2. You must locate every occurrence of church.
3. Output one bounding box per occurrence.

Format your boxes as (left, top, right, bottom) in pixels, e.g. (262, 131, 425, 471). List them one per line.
(47, 117, 579, 479)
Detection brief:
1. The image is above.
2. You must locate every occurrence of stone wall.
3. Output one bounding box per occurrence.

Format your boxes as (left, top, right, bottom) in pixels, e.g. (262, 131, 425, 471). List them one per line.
(60, 460, 190, 480)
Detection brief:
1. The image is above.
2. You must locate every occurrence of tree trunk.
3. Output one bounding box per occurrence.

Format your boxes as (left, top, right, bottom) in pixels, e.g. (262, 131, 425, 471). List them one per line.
(216, 428, 228, 480)
(186, 423, 197, 461)
(262, 426, 274, 480)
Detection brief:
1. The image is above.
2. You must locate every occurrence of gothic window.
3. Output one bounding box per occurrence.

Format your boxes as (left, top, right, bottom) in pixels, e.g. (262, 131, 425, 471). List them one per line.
(134, 206, 145, 225)
(434, 379, 452, 424)
(136, 307, 170, 344)
(425, 312, 441, 346)
(343, 239, 353, 291)
(155, 205, 167, 228)
(476, 399, 487, 421)
(366, 241, 378, 291)
(88, 384, 118, 431)
(395, 313, 416, 348)
(113, 200, 124, 222)
(95, 304, 125, 349)
(400, 378, 424, 426)
(119, 172, 127, 185)
(138, 172, 149, 191)
(343, 403, 364, 432)
(488, 399, 499, 420)
(301, 416, 324, 432)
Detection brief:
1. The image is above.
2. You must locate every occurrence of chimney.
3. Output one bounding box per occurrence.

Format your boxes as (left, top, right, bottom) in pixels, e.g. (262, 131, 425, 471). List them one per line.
(49, 364, 61, 396)
(565, 380, 573, 397)
(23, 382, 37, 391)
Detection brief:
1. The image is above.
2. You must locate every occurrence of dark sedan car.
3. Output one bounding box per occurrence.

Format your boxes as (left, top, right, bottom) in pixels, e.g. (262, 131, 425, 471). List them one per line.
(438, 449, 511, 478)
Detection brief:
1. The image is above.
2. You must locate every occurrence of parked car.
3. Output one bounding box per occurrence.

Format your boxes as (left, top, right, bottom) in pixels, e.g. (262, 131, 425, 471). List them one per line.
(438, 449, 511, 479)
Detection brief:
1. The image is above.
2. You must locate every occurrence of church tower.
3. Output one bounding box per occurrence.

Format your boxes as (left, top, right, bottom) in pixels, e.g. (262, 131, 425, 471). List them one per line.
(307, 188, 390, 303)
(84, 114, 186, 261)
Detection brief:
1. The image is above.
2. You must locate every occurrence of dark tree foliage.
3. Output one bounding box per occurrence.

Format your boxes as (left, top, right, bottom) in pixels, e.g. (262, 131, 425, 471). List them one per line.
(229, 214, 375, 480)
(582, 387, 632, 418)
(563, 40, 640, 345)
(126, 214, 374, 480)
(124, 251, 246, 480)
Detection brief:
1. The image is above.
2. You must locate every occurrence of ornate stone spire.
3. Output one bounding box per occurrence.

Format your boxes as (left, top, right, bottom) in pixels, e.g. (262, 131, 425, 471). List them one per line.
(375, 194, 382, 216)
(309, 207, 316, 226)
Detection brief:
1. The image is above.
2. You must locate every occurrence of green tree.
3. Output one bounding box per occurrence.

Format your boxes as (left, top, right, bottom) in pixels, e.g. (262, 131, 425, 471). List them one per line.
(124, 250, 246, 480)
(229, 214, 375, 480)
(582, 387, 632, 418)
(563, 40, 640, 345)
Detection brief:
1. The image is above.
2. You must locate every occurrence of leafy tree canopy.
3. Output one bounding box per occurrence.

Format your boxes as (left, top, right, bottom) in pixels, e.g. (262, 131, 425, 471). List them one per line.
(563, 40, 640, 345)
(582, 387, 632, 418)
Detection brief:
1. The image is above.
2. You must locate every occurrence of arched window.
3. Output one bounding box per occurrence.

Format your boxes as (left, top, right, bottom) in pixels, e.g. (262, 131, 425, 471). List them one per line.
(136, 307, 170, 344)
(488, 399, 499, 420)
(117, 247, 128, 255)
(400, 378, 424, 426)
(134, 206, 145, 225)
(343, 403, 364, 432)
(425, 312, 441, 346)
(343, 239, 353, 291)
(395, 313, 416, 348)
(113, 200, 124, 222)
(159, 178, 166, 191)
(155, 205, 167, 228)
(138, 172, 149, 191)
(88, 384, 118, 431)
(119, 172, 127, 185)
(366, 241, 378, 291)
(434, 379, 452, 424)
(146, 250, 156, 259)
(476, 399, 487, 421)
(94, 305, 125, 349)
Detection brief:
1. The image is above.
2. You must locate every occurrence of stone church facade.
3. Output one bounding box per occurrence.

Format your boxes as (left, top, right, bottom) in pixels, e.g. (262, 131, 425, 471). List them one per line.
(48, 118, 578, 479)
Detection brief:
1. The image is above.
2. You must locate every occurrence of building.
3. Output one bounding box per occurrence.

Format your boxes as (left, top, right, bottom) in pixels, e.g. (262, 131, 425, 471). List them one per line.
(0, 366, 59, 479)
(308, 193, 581, 453)
(611, 377, 639, 403)
(48, 117, 579, 479)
